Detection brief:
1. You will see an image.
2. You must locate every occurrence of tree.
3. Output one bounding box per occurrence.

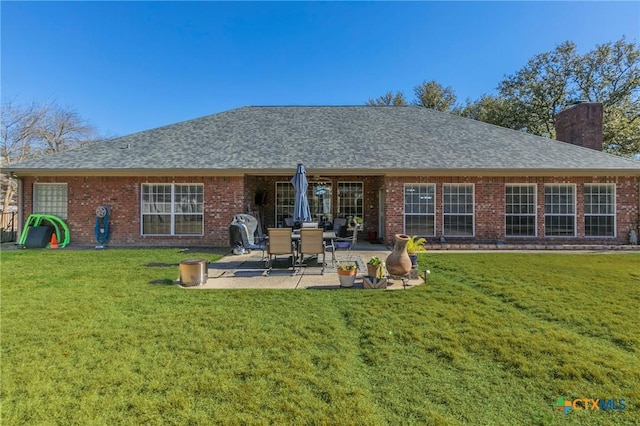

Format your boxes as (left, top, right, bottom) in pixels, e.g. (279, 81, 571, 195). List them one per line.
(457, 95, 522, 129)
(370, 37, 639, 157)
(413, 80, 457, 112)
(1, 100, 100, 212)
(366, 81, 458, 111)
(366, 91, 407, 106)
(574, 38, 640, 156)
(495, 41, 577, 137)
(462, 38, 640, 156)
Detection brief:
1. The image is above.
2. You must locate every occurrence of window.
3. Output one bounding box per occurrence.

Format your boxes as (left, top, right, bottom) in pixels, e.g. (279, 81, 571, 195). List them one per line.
(404, 184, 435, 236)
(309, 182, 332, 223)
(141, 184, 203, 235)
(443, 184, 474, 236)
(337, 182, 363, 221)
(275, 182, 295, 226)
(276, 181, 334, 226)
(33, 183, 68, 219)
(544, 184, 575, 237)
(584, 184, 615, 237)
(505, 184, 536, 237)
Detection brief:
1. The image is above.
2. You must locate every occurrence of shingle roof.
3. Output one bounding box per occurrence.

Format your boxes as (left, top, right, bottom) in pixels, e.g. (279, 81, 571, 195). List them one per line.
(6, 106, 640, 176)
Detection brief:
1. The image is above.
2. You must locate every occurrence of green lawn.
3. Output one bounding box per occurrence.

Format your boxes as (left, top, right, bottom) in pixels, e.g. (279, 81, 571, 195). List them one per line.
(1, 249, 638, 425)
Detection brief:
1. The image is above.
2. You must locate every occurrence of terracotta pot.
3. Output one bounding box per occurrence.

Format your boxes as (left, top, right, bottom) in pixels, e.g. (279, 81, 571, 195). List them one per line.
(337, 268, 357, 287)
(385, 234, 412, 279)
(366, 264, 381, 278)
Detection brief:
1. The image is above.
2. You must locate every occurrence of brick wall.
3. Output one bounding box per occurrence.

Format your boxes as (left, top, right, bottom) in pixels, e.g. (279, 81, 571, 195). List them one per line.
(383, 176, 639, 246)
(555, 103, 603, 151)
(19, 174, 638, 247)
(21, 176, 245, 247)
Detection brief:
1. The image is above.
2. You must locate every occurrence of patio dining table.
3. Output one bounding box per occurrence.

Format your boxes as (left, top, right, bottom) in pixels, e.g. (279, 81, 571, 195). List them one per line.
(291, 230, 337, 242)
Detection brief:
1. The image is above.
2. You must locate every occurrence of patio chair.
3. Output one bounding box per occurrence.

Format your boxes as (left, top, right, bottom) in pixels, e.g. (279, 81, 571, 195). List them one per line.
(327, 226, 358, 266)
(296, 228, 326, 274)
(267, 228, 296, 273)
(332, 218, 347, 234)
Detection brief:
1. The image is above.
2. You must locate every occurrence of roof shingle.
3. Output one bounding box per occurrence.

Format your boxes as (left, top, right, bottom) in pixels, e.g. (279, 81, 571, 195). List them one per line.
(6, 106, 640, 175)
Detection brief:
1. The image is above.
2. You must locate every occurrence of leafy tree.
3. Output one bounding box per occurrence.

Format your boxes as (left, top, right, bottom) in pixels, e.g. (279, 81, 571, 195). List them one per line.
(413, 80, 457, 112)
(574, 38, 640, 156)
(366, 91, 407, 106)
(370, 37, 640, 156)
(494, 41, 577, 137)
(367, 81, 458, 111)
(1, 99, 100, 212)
(462, 38, 640, 156)
(456, 95, 516, 127)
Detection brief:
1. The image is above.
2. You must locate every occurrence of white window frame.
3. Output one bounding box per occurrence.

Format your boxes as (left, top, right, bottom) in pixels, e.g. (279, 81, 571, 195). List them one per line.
(308, 181, 333, 223)
(141, 183, 204, 236)
(403, 183, 436, 237)
(505, 184, 537, 237)
(584, 184, 616, 237)
(544, 184, 576, 237)
(337, 181, 363, 222)
(33, 183, 68, 219)
(443, 183, 474, 237)
(276, 181, 335, 226)
(275, 181, 295, 227)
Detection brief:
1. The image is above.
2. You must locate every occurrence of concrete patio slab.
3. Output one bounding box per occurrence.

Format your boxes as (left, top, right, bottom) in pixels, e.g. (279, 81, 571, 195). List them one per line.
(183, 248, 427, 290)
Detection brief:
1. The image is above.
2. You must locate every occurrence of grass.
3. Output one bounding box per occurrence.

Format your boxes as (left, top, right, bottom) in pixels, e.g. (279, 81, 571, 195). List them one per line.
(1, 248, 639, 425)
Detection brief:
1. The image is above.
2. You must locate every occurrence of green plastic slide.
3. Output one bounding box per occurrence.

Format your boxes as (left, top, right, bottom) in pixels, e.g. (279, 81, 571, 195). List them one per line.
(18, 214, 70, 248)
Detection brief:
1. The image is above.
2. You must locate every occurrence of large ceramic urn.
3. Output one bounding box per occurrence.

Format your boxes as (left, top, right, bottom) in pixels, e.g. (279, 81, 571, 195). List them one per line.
(385, 234, 412, 279)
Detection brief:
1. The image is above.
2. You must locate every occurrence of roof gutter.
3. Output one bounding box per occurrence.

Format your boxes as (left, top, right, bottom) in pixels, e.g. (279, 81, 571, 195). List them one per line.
(6, 167, 640, 178)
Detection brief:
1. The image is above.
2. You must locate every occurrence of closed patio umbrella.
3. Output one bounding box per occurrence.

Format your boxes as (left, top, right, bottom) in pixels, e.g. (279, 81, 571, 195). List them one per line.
(291, 163, 312, 223)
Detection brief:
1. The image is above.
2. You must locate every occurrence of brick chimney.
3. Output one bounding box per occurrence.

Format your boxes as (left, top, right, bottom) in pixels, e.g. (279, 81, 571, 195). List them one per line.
(554, 102, 603, 151)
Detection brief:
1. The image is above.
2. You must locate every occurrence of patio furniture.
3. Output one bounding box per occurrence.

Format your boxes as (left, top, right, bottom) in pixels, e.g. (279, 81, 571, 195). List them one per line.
(301, 222, 319, 229)
(296, 228, 326, 274)
(332, 218, 347, 234)
(327, 226, 358, 265)
(267, 228, 297, 272)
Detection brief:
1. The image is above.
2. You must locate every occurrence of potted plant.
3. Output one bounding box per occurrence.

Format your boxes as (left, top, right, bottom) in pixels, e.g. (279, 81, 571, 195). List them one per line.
(353, 216, 363, 229)
(406, 236, 427, 268)
(336, 261, 357, 287)
(364, 256, 387, 289)
(366, 256, 383, 278)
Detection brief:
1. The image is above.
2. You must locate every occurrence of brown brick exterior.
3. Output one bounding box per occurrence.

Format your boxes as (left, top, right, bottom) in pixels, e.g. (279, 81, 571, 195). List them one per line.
(555, 103, 603, 151)
(21, 176, 245, 247)
(382, 176, 639, 246)
(19, 174, 639, 247)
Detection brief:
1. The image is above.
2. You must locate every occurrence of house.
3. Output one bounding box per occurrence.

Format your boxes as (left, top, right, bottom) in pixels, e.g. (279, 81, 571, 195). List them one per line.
(4, 103, 640, 247)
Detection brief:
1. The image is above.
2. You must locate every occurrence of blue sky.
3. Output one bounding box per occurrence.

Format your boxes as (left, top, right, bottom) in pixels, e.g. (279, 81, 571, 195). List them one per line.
(2, 1, 638, 137)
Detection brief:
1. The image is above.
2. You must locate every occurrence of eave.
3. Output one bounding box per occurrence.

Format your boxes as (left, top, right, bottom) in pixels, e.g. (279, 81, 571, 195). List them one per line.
(7, 167, 640, 178)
